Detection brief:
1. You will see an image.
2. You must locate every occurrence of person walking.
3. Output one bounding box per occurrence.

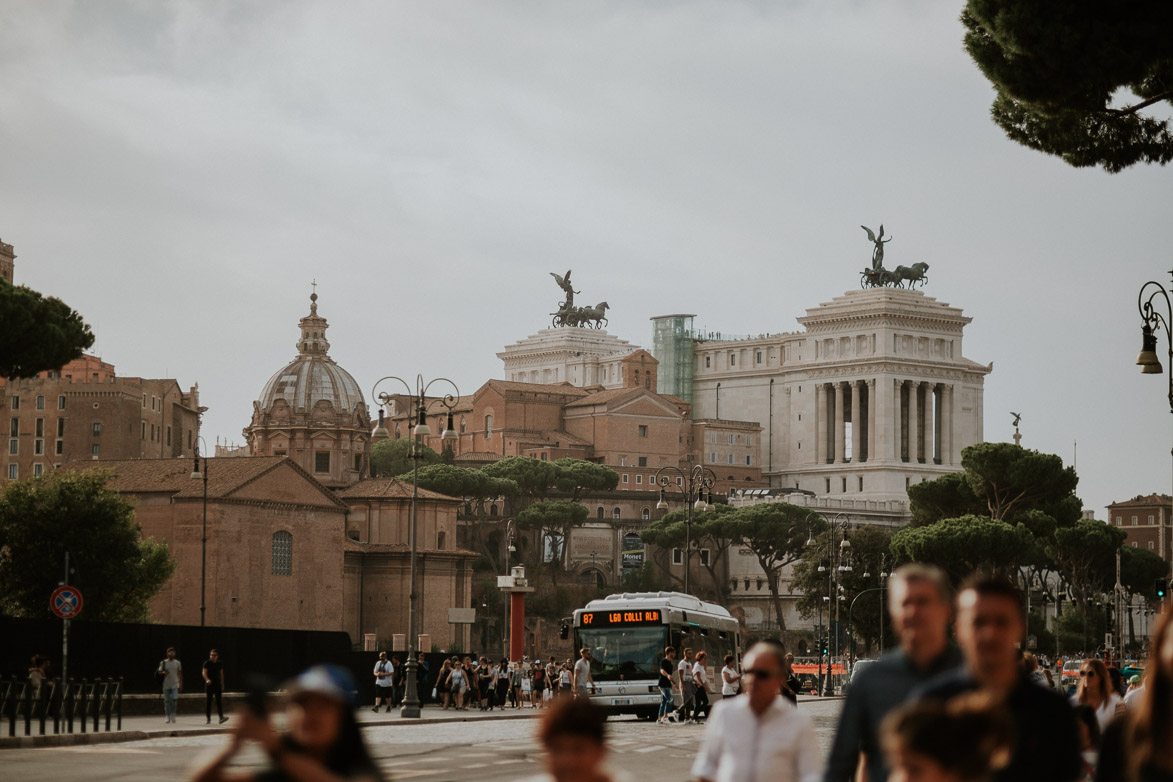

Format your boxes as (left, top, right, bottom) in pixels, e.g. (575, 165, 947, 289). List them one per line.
(677, 647, 696, 723)
(435, 659, 453, 710)
(826, 564, 962, 782)
(573, 648, 595, 699)
(915, 574, 1082, 782)
(720, 654, 740, 700)
(657, 647, 677, 725)
(1072, 658, 1124, 733)
(693, 651, 712, 722)
(202, 649, 228, 725)
(691, 642, 822, 782)
(157, 646, 183, 723)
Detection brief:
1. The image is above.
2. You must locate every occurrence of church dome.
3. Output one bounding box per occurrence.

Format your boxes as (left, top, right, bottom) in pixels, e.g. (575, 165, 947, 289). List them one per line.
(255, 292, 365, 415)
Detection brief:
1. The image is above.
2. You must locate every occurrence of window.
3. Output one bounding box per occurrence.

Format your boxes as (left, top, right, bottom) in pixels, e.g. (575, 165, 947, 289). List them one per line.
(727, 434, 735, 444)
(92, 444, 100, 455)
(636, 475, 643, 484)
(622, 474, 629, 484)
(700, 549, 711, 566)
(842, 477, 847, 492)
(490, 504, 499, 517)
(638, 457, 647, 467)
(56, 418, 65, 437)
(597, 507, 604, 519)
(756, 351, 762, 364)
(709, 452, 717, 463)
(638, 425, 648, 438)
(729, 354, 736, 366)
(460, 416, 467, 433)
(34, 439, 43, 455)
(9, 418, 17, 436)
(540, 453, 547, 461)
(354, 454, 362, 472)
(141, 394, 146, 407)
(727, 454, 735, 464)
(166, 426, 171, 445)
(613, 507, 621, 520)
(672, 548, 683, 565)
(1150, 541, 1155, 550)
(746, 455, 753, 466)
(6, 464, 16, 479)
(1132, 516, 1138, 526)
(315, 452, 330, 473)
(676, 477, 682, 486)
(485, 415, 494, 440)
(619, 456, 627, 466)
(55, 440, 63, 455)
(141, 421, 146, 440)
(1149, 515, 1155, 524)
(35, 395, 44, 410)
(7, 439, 16, 455)
(58, 396, 66, 410)
(437, 531, 446, 549)
(33, 463, 44, 477)
(10, 396, 18, 410)
(705, 356, 711, 368)
(641, 507, 651, 520)
(271, 531, 293, 575)
(858, 476, 864, 491)
(827, 478, 833, 493)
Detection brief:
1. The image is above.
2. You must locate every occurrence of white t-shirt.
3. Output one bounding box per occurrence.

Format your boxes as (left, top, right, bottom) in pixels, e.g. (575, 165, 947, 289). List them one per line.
(574, 658, 592, 690)
(374, 659, 394, 688)
(693, 661, 709, 691)
(678, 658, 693, 683)
(721, 665, 740, 696)
(1123, 684, 1145, 708)
(1070, 692, 1122, 732)
(159, 659, 182, 690)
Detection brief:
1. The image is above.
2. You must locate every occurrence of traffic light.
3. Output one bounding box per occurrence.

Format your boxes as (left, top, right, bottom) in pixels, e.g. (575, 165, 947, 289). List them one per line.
(1157, 578, 1168, 600)
(820, 638, 829, 656)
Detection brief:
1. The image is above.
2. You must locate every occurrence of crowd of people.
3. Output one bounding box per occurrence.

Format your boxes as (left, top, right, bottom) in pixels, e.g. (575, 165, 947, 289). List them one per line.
(430, 647, 599, 711)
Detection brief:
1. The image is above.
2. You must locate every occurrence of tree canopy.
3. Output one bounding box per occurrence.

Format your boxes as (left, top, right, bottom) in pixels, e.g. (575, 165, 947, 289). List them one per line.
(0, 470, 174, 621)
(889, 514, 1034, 584)
(515, 499, 590, 581)
(727, 502, 825, 631)
(371, 438, 440, 478)
(640, 504, 739, 601)
(0, 279, 95, 378)
(962, 1, 1173, 172)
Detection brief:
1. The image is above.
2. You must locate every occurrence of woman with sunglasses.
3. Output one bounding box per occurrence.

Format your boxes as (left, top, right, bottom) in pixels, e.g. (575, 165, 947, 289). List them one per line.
(1072, 659, 1123, 733)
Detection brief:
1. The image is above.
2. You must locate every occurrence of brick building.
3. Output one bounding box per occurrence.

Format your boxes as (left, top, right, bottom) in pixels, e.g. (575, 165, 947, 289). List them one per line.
(1107, 494, 1173, 565)
(3, 354, 200, 483)
(244, 291, 372, 488)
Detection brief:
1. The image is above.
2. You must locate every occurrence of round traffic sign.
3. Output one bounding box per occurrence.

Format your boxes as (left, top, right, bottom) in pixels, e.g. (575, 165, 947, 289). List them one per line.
(50, 586, 83, 619)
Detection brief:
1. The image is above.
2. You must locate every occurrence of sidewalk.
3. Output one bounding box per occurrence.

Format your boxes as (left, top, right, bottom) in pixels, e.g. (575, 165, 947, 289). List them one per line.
(0, 703, 540, 750)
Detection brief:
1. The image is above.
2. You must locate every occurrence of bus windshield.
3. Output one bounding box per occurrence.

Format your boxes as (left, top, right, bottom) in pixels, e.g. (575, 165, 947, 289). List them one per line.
(576, 626, 669, 680)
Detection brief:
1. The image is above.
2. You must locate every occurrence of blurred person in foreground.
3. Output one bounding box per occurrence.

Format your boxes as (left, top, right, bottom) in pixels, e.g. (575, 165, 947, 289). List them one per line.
(519, 697, 629, 782)
(692, 642, 820, 782)
(1072, 658, 1123, 733)
(826, 564, 961, 782)
(915, 574, 1080, 782)
(1096, 609, 1173, 782)
(880, 693, 1012, 782)
(190, 664, 382, 782)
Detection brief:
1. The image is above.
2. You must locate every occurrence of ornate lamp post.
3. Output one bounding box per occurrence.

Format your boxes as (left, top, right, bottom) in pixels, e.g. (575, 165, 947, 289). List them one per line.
(1136, 274, 1173, 582)
(189, 435, 209, 628)
(372, 374, 460, 718)
(817, 513, 852, 695)
(654, 465, 717, 594)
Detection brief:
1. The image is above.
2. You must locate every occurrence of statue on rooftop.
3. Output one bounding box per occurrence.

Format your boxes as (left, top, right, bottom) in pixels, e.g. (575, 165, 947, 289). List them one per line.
(859, 225, 929, 289)
(550, 270, 608, 328)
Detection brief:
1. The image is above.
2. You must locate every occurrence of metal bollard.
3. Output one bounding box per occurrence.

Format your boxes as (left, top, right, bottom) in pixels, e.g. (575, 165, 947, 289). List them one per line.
(116, 677, 123, 731)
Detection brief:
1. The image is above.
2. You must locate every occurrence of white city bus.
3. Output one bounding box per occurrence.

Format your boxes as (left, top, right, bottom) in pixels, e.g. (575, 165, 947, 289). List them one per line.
(571, 591, 742, 719)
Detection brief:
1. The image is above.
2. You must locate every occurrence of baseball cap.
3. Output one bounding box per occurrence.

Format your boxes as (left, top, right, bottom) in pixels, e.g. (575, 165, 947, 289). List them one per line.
(1129, 674, 1141, 684)
(286, 664, 358, 707)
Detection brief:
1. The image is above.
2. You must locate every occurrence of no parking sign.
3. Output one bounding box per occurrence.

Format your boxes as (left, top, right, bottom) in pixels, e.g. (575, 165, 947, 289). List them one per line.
(50, 585, 83, 619)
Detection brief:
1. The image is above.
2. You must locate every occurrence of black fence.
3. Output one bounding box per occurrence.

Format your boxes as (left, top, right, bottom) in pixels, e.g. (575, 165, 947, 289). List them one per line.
(2, 618, 482, 708)
(1, 676, 122, 737)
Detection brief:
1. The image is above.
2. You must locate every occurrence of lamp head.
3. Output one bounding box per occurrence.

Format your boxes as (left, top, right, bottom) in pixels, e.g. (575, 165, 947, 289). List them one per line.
(1138, 323, 1163, 373)
(373, 408, 390, 439)
(413, 407, 431, 437)
(190, 453, 203, 481)
(441, 412, 458, 441)
(656, 489, 668, 511)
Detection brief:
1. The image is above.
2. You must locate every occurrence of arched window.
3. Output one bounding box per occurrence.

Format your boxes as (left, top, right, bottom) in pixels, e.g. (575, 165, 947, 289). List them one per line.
(460, 416, 467, 433)
(272, 531, 293, 575)
(597, 507, 604, 519)
(613, 507, 621, 520)
(437, 531, 446, 550)
(485, 415, 494, 440)
(490, 504, 499, 517)
(641, 507, 651, 520)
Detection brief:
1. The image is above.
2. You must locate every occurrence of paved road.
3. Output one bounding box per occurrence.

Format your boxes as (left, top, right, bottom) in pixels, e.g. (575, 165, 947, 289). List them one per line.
(3, 699, 843, 782)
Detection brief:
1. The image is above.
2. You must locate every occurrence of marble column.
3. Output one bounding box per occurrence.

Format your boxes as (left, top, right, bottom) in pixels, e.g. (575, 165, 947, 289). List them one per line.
(866, 379, 877, 463)
(834, 382, 846, 464)
(893, 380, 904, 462)
(942, 384, 954, 465)
(815, 382, 826, 465)
(905, 379, 914, 461)
(933, 385, 943, 464)
(850, 380, 862, 464)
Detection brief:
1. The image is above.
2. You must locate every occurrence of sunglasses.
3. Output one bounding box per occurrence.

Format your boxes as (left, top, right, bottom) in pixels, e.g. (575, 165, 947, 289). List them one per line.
(1079, 670, 1097, 677)
(744, 668, 778, 678)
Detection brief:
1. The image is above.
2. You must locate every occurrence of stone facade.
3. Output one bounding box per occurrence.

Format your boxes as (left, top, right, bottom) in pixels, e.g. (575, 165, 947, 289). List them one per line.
(244, 292, 372, 488)
(1107, 494, 1173, 565)
(0, 238, 13, 284)
(672, 287, 991, 501)
(498, 328, 643, 388)
(2, 355, 200, 483)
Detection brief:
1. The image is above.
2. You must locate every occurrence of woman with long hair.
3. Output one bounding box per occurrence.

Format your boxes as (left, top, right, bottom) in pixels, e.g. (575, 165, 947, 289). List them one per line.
(1073, 658, 1123, 733)
(190, 664, 383, 782)
(434, 658, 453, 710)
(1096, 609, 1173, 782)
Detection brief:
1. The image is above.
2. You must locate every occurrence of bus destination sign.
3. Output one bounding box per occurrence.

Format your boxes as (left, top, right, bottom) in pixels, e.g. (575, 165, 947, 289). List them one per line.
(580, 609, 662, 627)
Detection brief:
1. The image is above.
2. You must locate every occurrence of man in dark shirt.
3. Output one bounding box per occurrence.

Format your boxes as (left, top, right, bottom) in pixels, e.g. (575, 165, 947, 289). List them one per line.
(915, 575, 1081, 782)
(202, 649, 228, 725)
(826, 564, 960, 782)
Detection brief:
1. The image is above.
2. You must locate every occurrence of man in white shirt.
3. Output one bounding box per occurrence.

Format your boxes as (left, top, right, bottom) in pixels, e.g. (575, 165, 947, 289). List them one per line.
(677, 647, 696, 723)
(157, 646, 183, 724)
(572, 647, 595, 697)
(692, 642, 821, 782)
(372, 651, 394, 712)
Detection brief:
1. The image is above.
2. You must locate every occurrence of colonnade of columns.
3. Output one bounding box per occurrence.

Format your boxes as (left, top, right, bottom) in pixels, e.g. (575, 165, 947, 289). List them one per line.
(815, 379, 954, 465)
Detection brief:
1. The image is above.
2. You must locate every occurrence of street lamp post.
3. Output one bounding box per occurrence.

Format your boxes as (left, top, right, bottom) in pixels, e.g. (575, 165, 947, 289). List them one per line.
(1135, 273, 1173, 584)
(372, 374, 460, 719)
(189, 436, 209, 628)
(817, 513, 852, 695)
(654, 465, 717, 595)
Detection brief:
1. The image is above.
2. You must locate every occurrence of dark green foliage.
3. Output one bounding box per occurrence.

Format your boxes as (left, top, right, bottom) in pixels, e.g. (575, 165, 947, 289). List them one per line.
(962, 1, 1173, 172)
(370, 438, 440, 478)
(889, 514, 1034, 584)
(516, 499, 590, 581)
(907, 472, 983, 526)
(551, 458, 619, 500)
(0, 279, 95, 378)
(1120, 546, 1169, 597)
(481, 456, 559, 497)
(1051, 518, 1126, 605)
(0, 470, 174, 622)
(728, 503, 825, 631)
(640, 504, 738, 600)
(405, 464, 518, 503)
(958, 443, 1080, 523)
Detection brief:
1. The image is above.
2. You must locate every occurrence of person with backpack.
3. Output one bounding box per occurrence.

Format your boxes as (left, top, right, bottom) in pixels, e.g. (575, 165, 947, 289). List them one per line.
(157, 646, 183, 723)
(371, 652, 394, 712)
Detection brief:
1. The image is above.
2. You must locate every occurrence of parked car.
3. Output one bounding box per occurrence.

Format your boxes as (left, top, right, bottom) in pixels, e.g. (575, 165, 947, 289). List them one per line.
(1060, 659, 1083, 693)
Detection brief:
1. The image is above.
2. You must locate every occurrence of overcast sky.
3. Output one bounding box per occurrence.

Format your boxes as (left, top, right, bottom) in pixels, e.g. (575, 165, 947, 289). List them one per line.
(2, 1, 1170, 518)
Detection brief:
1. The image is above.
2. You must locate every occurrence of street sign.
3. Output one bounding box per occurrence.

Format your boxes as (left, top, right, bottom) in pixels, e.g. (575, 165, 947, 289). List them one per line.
(448, 607, 476, 624)
(50, 585, 83, 619)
